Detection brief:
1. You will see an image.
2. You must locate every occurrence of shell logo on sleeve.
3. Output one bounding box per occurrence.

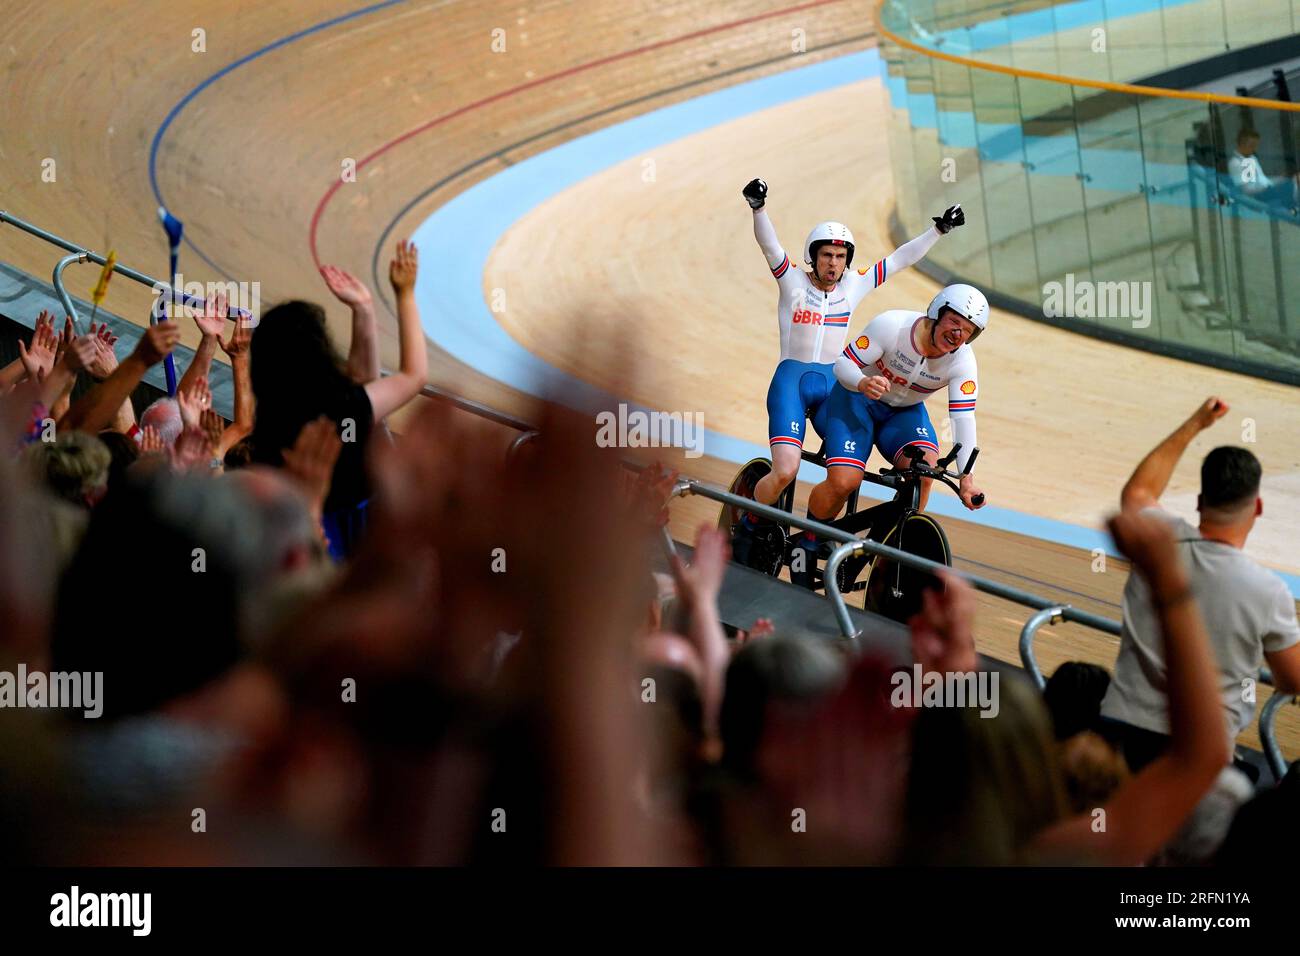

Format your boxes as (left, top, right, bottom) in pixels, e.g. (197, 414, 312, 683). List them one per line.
(855, 335, 870, 350)
(960, 380, 976, 395)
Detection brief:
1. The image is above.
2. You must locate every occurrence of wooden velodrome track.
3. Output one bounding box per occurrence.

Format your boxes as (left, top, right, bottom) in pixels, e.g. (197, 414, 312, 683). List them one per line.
(2, 0, 1296, 756)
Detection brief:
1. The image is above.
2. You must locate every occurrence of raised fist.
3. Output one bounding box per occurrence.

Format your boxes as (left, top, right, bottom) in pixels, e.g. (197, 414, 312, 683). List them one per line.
(743, 178, 768, 210)
(932, 204, 965, 235)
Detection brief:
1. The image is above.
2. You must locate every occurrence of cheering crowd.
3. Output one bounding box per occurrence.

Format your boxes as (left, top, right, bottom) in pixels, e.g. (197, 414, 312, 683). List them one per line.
(0, 241, 1297, 865)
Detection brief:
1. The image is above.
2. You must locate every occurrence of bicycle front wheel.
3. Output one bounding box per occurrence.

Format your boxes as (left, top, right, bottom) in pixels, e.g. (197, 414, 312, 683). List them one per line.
(863, 512, 951, 623)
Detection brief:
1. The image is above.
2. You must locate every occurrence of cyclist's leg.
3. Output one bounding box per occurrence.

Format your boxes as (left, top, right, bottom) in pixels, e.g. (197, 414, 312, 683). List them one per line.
(754, 360, 808, 506)
(875, 402, 940, 510)
(802, 363, 838, 441)
(806, 385, 871, 525)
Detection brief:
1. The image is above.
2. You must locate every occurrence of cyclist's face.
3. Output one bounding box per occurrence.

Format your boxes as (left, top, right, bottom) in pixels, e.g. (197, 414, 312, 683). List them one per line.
(936, 309, 978, 350)
(815, 245, 847, 282)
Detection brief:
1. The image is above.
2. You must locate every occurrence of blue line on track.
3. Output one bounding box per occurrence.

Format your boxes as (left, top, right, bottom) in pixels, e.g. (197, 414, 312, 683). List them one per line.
(147, 0, 408, 278)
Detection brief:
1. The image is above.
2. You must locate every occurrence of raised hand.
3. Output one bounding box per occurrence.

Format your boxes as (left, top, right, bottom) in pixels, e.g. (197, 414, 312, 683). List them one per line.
(60, 334, 99, 375)
(171, 425, 213, 472)
(1188, 396, 1229, 432)
(388, 240, 418, 294)
(736, 617, 775, 645)
(669, 523, 729, 611)
(932, 203, 965, 235)
(57, 316, 75, 354)
(219, 314, 253, 358)
(176, 376, 212, 430)
(18, 312, 59, 380)
(137, 424, 165, 456)
(320, 265, 373, 309)
(200, 409, 225, 460)
(194, 291, 228, 339)
(86, 322, 120, 379)
(280, 416, 343, 518)
(742, 178, 768, 209)
(133, 321, 181, 366)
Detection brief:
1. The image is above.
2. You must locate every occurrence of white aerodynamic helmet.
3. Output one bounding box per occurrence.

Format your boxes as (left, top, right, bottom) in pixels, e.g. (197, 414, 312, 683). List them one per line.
(927, 282, 989, 341)
(803, 221, 856, 269)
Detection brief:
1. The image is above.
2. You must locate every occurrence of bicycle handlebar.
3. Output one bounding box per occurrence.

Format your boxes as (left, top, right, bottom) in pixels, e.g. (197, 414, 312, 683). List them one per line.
(800, 441, 983, 505)
(874, 443, 983, 505)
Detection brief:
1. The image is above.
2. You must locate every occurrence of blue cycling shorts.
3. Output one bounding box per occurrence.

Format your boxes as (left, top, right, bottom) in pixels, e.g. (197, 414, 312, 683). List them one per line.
(811, 384, 938, 471)
(766, 359, 837, 452)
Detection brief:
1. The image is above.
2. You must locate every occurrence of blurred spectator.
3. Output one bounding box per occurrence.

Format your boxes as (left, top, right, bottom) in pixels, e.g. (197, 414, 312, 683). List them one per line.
(1104, 398, 1300, 771)
(904, 670, 1067, 864)
(140, 397, 183, 448)
(23, 430, 111, 509)
(1217, 760, 1300, 863)
(50, 468, 261, 720)
(1043, 660, 1111, 740)
(96, 429, 140, 495)
(719, 633, 845, 781)
(903, 508, 1229, 866)
(1154, 765, 1254, 865)
(1057, 730, 1129, 816)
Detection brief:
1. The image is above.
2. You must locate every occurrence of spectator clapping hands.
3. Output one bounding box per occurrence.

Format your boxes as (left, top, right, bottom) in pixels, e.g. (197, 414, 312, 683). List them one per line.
(177, 376, 212, 431)
(17, 311, 59, 382)
(86, 322, 119, 379)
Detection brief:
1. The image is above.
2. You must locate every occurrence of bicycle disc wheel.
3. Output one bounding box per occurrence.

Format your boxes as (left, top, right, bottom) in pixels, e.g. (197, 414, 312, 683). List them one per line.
(863, 512, 951, 623)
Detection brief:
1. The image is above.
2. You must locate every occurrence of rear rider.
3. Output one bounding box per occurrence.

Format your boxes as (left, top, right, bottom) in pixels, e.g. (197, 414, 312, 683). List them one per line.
(733, 176, 964, 563)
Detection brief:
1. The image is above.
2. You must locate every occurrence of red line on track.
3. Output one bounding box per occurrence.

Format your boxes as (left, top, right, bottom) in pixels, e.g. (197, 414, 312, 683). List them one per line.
(308, 0, 847, 264)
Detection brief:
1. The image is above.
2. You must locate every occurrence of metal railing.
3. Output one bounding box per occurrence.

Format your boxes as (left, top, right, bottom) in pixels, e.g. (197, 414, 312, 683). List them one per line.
(4, 209, 1292, 778)
(0, 210, 252, 336)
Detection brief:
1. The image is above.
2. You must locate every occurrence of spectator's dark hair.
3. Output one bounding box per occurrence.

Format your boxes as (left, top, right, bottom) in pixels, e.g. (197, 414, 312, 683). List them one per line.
(719, 635, 844, 779)
(1200, 446, 1261, 511)
(1043, 661, 1111, 740)
(95, 430, 140, 495)
(248, 300, 353, 468)
(50, 469, 260, 719)
(1236, 127, 1260, 146)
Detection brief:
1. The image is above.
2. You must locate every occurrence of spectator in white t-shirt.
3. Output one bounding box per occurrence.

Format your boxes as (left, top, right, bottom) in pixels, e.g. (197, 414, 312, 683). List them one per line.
(1228, 129, 1299, 212)
(1100, 397, 1300, 771)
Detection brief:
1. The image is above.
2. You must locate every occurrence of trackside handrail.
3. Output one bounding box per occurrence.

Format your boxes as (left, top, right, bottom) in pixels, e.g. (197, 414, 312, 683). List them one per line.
(0, 209, 252, 334)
